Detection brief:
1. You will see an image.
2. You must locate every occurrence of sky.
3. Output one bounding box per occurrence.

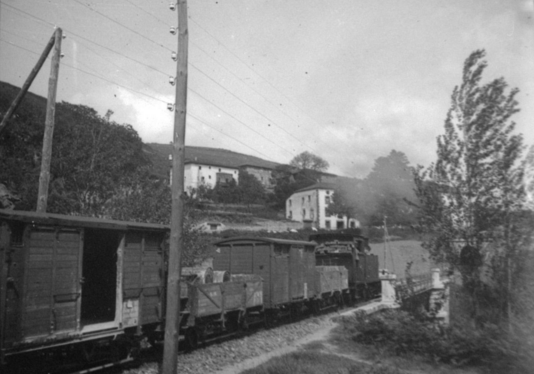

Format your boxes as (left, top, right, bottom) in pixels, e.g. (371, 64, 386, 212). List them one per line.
(1, 0, 533, 178)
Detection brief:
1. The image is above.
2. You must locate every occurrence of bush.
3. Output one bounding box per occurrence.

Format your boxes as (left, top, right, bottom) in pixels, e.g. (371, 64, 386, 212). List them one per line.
(346, 309, 533, 373)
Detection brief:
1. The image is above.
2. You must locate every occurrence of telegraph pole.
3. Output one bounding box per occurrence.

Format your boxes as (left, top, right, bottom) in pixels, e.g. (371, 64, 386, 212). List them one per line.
(36, 27, 62, 213)
(162, 0, 188, 373)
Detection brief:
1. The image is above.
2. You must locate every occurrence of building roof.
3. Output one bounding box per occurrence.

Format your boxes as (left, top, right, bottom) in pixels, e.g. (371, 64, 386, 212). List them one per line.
(293, 182, 338, 194)
(148, 144, 280, 170)
(214, 237, 316, 246)
(0, 209, 169, 232)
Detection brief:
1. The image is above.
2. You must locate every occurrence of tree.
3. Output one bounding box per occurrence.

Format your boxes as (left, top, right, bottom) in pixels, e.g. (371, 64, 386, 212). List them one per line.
(363, 150, 417, 226)
(290, 151, 329, 172)
(238, 169, 267, 205)
(269, 164, 321, 209)
(413, 50, 527, 324)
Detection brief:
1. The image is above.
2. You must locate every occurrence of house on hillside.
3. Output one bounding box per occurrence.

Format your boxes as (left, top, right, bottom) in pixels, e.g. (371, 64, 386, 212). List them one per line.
(286, 182, 359, 230)
(162, 145, 279, 191)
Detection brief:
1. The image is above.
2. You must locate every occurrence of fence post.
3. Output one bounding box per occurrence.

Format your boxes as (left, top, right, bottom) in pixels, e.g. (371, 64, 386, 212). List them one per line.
(379, 269, 397, 305)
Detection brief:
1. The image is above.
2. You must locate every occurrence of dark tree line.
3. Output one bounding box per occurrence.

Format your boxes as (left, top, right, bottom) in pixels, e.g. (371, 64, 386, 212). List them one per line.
(0, 82, 211, 265)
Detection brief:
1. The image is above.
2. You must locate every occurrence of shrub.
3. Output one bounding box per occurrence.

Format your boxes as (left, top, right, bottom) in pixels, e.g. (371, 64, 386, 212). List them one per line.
(347, 309, 532, 373)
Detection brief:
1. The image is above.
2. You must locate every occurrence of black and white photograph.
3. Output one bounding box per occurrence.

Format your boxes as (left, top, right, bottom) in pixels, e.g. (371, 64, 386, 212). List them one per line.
(0, 1, 533, 373)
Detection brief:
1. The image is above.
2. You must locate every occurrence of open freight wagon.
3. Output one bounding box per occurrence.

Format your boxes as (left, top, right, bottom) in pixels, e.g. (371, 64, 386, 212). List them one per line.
(0, 209, 168, 373)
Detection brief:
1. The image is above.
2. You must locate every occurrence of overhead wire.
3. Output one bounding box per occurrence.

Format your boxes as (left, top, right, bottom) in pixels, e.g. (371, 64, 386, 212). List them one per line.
(72, 0, 173, 52)
(113, 0, 358, 163)
(1, 1, 349, 172)
(0, 37, 167, 105)
(189, 13, 357, 154)
(0, 36, 279, 163)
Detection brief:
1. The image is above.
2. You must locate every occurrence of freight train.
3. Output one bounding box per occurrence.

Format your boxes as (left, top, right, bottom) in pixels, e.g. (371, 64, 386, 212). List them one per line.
(0, 210, 381, 373)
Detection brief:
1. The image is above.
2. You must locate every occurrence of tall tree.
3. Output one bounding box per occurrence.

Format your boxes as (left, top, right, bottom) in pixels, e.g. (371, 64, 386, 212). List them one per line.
(413, 50, 527, 323)
(290, 151, 329, 172)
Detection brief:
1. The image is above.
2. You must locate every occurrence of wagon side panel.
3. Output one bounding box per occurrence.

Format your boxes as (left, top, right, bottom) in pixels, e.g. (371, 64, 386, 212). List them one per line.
(140, 233, 164, 325)
(252, 244, 270, 308)
(271, 244, 289, 306)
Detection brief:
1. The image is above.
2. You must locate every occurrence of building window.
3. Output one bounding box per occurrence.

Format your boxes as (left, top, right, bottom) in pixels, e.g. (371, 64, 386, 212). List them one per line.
(302, 209, 306, 218)
(288, 211, 292, 219)
(302, 197, 305, 204)
(234, 171, 237, 174)
(308, 195, 311, 202)
(209, 166, 211, 169)
(199, 166, 202, 170)
(219, 168, 221, 172)
(289, 199, 292, 207)
(325, 196, 330, 204)
(310, 209, 314, 220)
(325, 220, 331, 229)
(201, 176, 205, 182)
(209, 175, 211, 179)
(326, 190, 330, 195)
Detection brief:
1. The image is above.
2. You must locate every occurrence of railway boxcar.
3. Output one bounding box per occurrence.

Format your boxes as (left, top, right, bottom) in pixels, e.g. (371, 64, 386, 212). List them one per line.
(212, 237, 317, 320)
(311, 232, 381, 301)
(0, 209, 168, 373)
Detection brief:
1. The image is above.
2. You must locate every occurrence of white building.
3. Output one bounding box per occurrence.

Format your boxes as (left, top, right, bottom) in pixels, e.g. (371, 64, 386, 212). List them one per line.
(286, 183, 359, 230)
(164, 146, 279, 192)
(184, 162, 239, 190)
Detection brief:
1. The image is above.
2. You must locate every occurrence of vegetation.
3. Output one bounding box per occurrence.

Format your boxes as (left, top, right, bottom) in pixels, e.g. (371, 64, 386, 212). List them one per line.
(194, 169, 268, 206)
(241, 351, 399, 374)
(289, 151, 329, 172)
(413, 50, 532, 325)
(269, 164, 323, 209)
(0, 82, 211, 265)
(341, 309, 533, 373)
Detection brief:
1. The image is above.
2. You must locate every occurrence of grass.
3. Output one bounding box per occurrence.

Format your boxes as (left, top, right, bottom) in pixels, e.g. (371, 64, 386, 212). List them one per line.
(240, 351, 400, 374)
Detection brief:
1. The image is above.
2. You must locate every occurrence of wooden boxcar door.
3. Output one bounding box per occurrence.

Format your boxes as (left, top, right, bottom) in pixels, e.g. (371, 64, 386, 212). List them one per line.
(21, 226, 82, 340)
(271, 244, 289, 306)
(252, 243, 270, 307)
(289, 245, 305, 300)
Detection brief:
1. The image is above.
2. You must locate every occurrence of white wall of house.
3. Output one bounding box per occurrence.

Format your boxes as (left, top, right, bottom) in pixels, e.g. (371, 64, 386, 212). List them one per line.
(286, 187, 359, 229)
(183, 163, 239, 191)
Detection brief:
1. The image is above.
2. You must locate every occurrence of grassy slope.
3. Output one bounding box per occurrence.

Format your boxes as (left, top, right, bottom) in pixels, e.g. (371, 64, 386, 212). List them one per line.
(369, 240, 437, 279)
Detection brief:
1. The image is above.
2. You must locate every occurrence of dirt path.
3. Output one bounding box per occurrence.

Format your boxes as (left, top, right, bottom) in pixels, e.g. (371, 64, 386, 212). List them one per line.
(214, 301, 393, 374)
(214, 319, 337, 374)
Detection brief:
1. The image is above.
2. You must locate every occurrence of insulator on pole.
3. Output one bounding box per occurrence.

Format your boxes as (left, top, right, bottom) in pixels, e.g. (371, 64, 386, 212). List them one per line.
(167, 103, 175, 111)
(169, 3, 176, 11)
(171, 52, 177, 61)
(170, 27, 177, 35)
(169, 76, 176, 86)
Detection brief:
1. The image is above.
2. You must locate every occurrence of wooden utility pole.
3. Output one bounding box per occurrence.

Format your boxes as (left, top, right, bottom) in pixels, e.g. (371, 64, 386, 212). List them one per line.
(162, 1, 188, 373)
(0, 31, 57, 135)
(36, 28, 62, 213)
